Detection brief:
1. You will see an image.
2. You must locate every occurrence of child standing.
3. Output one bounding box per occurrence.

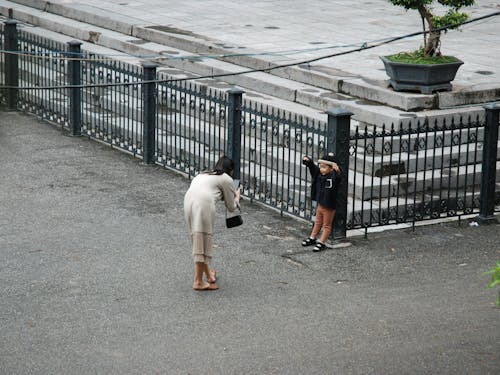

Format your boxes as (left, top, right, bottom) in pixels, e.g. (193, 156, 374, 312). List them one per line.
(302, 153, 341, 252)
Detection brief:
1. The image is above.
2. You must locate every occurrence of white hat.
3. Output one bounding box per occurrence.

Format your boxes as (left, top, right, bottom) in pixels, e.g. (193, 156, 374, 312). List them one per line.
(318, 152, 337, 167)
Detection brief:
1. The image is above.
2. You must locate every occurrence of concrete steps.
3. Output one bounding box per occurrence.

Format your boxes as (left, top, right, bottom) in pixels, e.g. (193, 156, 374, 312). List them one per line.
(17, 81, 498, 219)
(21, 76, 498, 207)
(15, 53, 496, 198)
(3, 11, 496, 223)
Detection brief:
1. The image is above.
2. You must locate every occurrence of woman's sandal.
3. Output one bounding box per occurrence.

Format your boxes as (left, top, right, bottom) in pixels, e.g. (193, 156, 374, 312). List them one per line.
(312, 242, 327, 252)
(302, 237, 317, 247)
(194, 283, 219, 291)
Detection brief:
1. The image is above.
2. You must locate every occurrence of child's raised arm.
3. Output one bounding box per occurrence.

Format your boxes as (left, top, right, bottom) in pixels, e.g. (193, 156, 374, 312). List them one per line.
(302, 156, 319, 177)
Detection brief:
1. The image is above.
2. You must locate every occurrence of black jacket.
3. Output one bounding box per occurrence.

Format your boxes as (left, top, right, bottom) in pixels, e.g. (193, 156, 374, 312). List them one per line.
(304, 157, 340, 209)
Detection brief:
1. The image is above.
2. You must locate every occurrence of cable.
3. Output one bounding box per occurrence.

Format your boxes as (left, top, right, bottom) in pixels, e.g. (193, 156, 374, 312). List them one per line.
(0, 37, 398, 62)
(1, 10, 499, 90)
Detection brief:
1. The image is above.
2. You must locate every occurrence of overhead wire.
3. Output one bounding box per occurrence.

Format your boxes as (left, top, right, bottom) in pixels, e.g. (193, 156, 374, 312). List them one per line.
(0, 32, 407, 62)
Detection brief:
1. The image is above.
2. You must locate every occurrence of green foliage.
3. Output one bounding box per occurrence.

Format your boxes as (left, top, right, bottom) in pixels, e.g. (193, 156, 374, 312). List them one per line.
(432, 11, 469, 30)
(388, 0, 474, 9)
(387, 0, 475, 57)
(388, 0, 432, 9)
(484, 261, 500, 306)
(438, 0, 475, 8)
(387, 48, 459, 64)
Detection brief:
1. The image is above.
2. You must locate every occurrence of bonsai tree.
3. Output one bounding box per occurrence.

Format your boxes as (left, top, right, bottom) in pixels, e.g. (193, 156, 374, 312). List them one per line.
(388, 0, 475, 60)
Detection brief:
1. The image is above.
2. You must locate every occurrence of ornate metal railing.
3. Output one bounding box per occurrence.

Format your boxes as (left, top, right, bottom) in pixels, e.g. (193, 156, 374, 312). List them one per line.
(156, 77, 229, 176)
(80, 52, 143, 155)
(2, 20, 499, 237)
(347, 118, 489, 230)
(16, 28, 68, 125)
(239, 101, 329, 221)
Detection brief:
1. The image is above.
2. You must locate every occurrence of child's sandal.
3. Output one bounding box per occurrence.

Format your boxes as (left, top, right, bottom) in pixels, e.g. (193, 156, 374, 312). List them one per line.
(312, 242, 327, 252)
(302, 237, 316, 247)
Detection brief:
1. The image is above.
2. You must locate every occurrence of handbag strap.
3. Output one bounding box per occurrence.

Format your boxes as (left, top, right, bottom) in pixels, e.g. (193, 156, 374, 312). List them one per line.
(225, 203, 241, 218)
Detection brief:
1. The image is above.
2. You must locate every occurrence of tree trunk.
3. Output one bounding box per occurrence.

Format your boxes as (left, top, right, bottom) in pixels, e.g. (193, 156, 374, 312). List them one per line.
(424, 31, 441, 56)
(420, 14, 427, 48)
(417, 5, 441, 57)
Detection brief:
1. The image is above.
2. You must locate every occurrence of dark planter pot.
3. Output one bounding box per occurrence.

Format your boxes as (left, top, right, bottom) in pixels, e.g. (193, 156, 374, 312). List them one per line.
(380, 56, 464, 94)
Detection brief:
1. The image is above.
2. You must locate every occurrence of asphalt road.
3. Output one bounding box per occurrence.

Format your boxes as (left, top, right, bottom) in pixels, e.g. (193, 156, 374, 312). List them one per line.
(1, 111, 499, 374)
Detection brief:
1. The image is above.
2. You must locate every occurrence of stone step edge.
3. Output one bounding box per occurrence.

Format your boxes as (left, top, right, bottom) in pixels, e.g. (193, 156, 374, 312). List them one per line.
(18, 91, 497, 205)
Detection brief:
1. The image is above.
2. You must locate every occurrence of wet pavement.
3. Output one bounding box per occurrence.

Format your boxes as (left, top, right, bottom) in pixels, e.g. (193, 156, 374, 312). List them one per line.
(1, 111, 499, 374)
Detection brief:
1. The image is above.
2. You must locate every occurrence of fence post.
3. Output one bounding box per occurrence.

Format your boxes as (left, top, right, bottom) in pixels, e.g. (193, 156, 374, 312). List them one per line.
(226, 89, 245, 182)
(476, 103, 500, 224)
(67, 40, 82, 136)
(142, 62, 157, 165)
(5, 20, 18, 110)
(326, 108, 353, 239)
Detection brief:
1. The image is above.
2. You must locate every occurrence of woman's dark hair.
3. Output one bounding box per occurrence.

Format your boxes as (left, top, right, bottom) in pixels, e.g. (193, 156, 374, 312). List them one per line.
(211, 155, 234, 176)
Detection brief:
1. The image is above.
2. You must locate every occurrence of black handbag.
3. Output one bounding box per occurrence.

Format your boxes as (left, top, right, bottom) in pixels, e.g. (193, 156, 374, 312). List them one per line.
(226, 206, 243, 228)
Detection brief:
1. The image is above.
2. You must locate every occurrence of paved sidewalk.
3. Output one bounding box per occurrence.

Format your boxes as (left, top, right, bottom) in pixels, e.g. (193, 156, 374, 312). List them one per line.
(1, 111, 499, 374)
(7, 0, 500, 87)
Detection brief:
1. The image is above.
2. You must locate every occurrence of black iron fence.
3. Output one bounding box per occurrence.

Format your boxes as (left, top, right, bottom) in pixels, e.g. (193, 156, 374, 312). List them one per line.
(0, 22, 4, 106)
(17, 27, 68, 125)
(2, 20, 499, 238)
(349, 118, 488, 229)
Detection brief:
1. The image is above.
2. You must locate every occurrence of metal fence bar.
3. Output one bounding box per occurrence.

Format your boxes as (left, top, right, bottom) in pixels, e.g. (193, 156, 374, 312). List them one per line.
(379, 125, 387, 225)
(369, 125, 377, 227)
(445, 119, 455, 217)
(68, 40, 82, 136)
(142, 62, 157, 164)
(477, 103, 500, 223)
(412, 121, 421, 229)
(469, 115, 481, 212)
(5, 20, 18, 110)
(227, 89, 244, 181)
(326, 109, 352, 239)
(0, 23, 5, 106)
(429, 119, 438, 218)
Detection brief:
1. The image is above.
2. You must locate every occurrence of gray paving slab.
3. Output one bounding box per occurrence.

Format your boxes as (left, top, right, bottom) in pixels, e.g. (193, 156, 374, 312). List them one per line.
(1, 111, 499, 374)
